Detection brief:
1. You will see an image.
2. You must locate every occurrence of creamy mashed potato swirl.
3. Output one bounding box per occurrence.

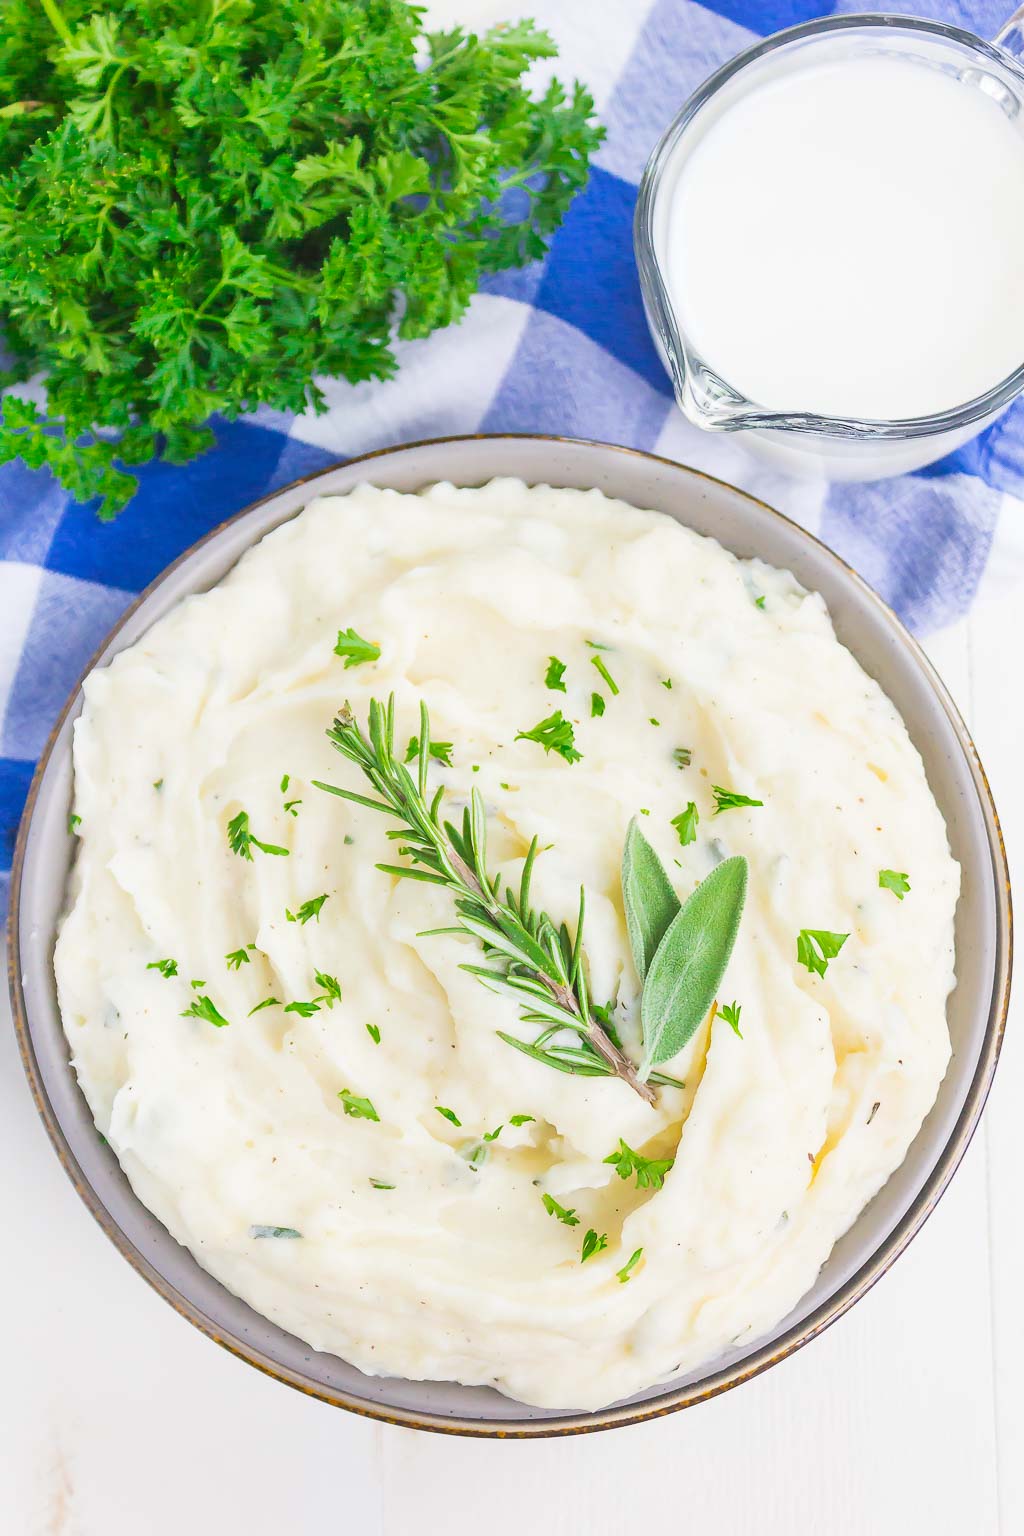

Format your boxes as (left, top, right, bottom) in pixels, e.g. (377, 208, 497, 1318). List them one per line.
(55, 480, 958, 1410)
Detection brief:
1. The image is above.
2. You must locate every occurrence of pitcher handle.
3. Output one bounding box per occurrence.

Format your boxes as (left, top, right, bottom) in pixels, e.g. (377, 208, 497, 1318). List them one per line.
(994, 5, 1024, 58)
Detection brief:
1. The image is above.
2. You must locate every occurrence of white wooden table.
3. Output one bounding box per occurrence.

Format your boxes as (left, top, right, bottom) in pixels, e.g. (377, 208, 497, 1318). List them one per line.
(4, 4, 1022, 1529)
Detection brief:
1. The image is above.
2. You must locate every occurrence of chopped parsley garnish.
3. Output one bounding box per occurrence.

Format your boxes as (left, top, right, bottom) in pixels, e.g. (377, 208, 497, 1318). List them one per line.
(248, 996, 281, 1015)
(181, 994, 230, 1028)
(720, 1000, 743, 1038)
(515, 710, 582, 764)
(286, 893, 329, 924)
(405, 736, 454, 767)
(225, 948, 250, 970)
(797, 929, 849, 978)
(369, 1178, 395, 1190)
(227, 810, 289, 859)
(147, 958, 178, 979)
(616, 1247, 643, 1283)
(649, 718, 660, 727)
(153, 779, 164, 791)
(67, 812, 81, 833)
(283, 799, 302, 817)
(671, 802, 699, 847)
(509, 1113, 535, 1127)
(673, 747, 692, 769)
(591, 692, 606, 718)
(603, 1139, 674, 1191)
(460, 1138, 491, 1170)
(284, 1000, 321, 1017)
(711, 785, 763, 814)
(590, 654, 619, 696)
(190, 978, 206, 989)
(365, 1023, 381, 1044)
(661, 678, 673, 690)
(313, 971, 342, 1006)
(333, 627, 380, 668)
(249, 1225, 301, 1239)
(280, 774, 290, 793)
(338, 1089, 379, 1121)
(754, 594, 767, 610)
(544, 656, 567, 692)
(879, 869, 910, 900)
(586, 639, 612, 652)
(581, 1228, 608, 1263)
(435, 1105, 462, 1126)
(542, 1193, 579, 1226)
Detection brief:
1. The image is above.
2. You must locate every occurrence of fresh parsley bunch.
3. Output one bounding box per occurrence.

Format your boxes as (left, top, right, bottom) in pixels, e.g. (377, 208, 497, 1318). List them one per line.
(0, 0, 602, 515)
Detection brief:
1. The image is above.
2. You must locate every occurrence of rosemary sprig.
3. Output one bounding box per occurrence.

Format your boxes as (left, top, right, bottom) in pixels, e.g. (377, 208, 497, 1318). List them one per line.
(314, 696, 661, 1104)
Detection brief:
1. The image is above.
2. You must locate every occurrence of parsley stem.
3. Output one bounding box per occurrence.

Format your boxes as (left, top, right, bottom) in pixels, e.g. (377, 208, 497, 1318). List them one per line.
(38, 0, 72, 45)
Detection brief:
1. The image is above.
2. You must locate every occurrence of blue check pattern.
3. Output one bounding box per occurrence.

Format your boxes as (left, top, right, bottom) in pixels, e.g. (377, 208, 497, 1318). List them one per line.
(1, 0, 1019, 903)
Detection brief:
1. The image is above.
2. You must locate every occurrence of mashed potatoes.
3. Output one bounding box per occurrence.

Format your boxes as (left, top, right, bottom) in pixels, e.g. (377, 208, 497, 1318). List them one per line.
(54, 479, 958, 1410)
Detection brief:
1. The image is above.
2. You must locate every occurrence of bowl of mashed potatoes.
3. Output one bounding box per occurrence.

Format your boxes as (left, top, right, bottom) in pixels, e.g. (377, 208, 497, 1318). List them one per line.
(9, 435, 1010, 1434)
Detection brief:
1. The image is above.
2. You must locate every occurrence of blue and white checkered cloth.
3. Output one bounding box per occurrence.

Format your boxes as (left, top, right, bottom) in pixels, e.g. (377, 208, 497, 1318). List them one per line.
(2, 0, 1022, 905)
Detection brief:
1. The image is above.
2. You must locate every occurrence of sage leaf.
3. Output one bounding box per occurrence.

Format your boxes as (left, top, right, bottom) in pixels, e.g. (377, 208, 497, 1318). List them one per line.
(621, 819, 680, 982)
(639, 855, 748, 1078)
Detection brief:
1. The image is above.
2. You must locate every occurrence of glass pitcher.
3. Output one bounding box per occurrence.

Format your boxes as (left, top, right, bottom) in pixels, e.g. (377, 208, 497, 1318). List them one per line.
(634, 11, 1024, 481)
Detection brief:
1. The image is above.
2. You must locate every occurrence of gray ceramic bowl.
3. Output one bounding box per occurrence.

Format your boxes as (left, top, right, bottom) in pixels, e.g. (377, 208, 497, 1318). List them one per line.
(9, 435, 1011, 1436)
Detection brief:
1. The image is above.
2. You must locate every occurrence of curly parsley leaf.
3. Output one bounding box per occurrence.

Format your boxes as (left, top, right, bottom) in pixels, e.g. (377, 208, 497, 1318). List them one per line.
(225, 948, 250, 970)
(671, 802, 699, 847)
(720, 1000, 743, 1037)
(879, 869, 910, 900)
(541, 1192, 579, 1226)
(435, 1105, 461, 1127)
(515, 710, 582, 764)
(405, 735, 453, 767)
(227, 811, 289, 860)
(591, 691, 605, 718)
(603, 1138, 674, 1191)
(544, 656, 567, 692)
(797, 928, 849, 978)
(181, 993, 230, 1028)
(147, 957, 177, 979)
(313, 970, 342, 1006)
(0, 5, 601, 517)
(334, 628, 380, 669)
(338, 1089, 379, 1121)
(248, 996, 281, 1016)
(581, 1228, 608, 1263)
(711, 785, 763, 814)
(286, 893, 328, 924)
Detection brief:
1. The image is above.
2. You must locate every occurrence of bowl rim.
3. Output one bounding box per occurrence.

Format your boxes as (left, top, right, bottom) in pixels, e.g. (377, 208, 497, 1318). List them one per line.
(7, 432, 1013, 1437)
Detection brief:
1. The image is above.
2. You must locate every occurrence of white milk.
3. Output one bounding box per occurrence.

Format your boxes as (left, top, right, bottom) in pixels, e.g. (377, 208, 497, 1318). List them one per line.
(658, 53, 1024, 421)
